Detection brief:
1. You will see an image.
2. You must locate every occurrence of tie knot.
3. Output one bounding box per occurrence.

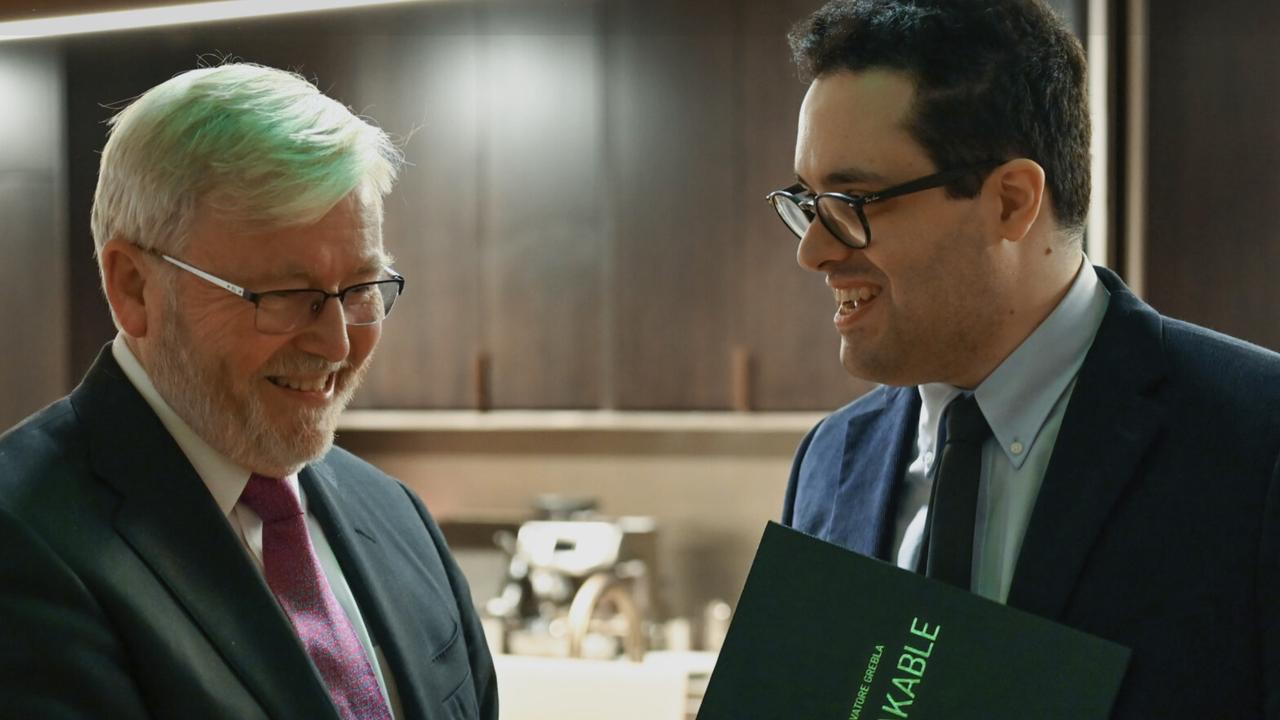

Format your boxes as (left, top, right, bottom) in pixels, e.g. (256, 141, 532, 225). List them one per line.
(239, 473, 303, 523)
(944, 394, 992, 445)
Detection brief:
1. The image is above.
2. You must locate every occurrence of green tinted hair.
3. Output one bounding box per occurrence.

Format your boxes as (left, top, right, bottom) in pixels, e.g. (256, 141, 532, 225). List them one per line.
(91, 63, 402, 257)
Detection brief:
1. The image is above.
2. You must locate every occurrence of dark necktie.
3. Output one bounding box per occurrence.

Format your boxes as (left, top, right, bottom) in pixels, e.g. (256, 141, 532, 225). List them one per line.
(922, 394, 992, 590)
(239, 474, 392, 720)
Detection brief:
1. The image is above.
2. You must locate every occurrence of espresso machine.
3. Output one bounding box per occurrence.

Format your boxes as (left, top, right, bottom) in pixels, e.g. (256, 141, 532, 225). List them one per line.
(484, 496, 657, 661)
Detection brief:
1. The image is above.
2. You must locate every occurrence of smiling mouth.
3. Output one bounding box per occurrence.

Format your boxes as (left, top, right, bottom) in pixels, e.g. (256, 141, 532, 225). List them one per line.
(267, 373, 335, 393)
(834, 285, 882, 314)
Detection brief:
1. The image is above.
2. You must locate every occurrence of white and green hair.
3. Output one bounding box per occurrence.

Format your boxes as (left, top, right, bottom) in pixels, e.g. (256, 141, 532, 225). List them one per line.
(90, 62, 402, 259)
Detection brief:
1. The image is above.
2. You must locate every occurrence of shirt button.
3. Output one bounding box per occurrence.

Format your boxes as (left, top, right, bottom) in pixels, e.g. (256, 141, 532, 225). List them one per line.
(1010, 441, 1025, 455)
(924, 451, 934, 466)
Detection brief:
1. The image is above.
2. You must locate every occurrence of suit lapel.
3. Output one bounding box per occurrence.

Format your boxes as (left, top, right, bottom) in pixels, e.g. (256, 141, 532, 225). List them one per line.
(827, 386, 921, 559)
(302, 462, 457, 720)
(72, 348, 338, 720)
(1006, 268, 1168, 619)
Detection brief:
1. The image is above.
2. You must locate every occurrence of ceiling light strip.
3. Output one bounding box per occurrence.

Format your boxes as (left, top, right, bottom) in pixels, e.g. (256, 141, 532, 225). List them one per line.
(0, 0, 429, 42)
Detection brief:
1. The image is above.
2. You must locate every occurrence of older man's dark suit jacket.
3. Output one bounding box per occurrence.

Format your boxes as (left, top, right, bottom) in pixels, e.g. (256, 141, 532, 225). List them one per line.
(783, 267, 1280, 719)
(0, 347, 497, 720)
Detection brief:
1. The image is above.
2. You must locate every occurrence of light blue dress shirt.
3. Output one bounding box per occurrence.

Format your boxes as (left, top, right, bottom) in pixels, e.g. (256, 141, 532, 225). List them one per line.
(892, 259, 1111, 602)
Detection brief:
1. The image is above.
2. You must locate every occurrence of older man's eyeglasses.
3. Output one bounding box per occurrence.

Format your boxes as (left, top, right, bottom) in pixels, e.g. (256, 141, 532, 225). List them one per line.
(765, 162, 1003, 249)
(155, 253, 405, 335)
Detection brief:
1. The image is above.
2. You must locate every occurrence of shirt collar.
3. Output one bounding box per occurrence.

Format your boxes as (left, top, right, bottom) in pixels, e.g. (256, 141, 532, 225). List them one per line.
(917, 259, 1110, 468)
(111, 334, 300, 516)
(915, 382, 962, 463)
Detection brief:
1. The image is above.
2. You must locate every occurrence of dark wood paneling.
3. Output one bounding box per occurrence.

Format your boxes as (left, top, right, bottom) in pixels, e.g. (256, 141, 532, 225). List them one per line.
(735, 0, 874, 411)
(605, 0, 737, 410)
(341, 7, 485, 409)
(62, 35, 166, 385)
(479, 0, 604, 408)
(0, 44, 68, 429)
(1144, 0, 1280, 350)
(50, 0, 945, 412)
(0, 173, 66, 429)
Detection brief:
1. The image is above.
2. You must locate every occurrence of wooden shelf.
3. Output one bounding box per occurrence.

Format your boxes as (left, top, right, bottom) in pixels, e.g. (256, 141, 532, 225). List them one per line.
(338, 409, 825, 435)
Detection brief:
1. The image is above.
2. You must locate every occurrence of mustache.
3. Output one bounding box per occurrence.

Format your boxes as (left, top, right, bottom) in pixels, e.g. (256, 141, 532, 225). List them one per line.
(261, 355, 350, 377)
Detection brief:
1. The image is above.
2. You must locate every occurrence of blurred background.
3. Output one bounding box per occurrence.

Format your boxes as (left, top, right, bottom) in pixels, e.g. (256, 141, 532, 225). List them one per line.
(1, 0, 1277, 716)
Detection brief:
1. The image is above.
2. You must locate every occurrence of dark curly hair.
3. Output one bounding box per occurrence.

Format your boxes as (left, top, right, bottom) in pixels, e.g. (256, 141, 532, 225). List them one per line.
(789, 0, 1090, 236)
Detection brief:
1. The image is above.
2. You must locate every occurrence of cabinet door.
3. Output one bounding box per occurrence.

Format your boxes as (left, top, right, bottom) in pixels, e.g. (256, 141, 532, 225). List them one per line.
(1143, 0, 1280, 350)
(341, 8, 486, 409)
(344, 2, 607, 409)
(735, 0, 876, 411)
(479, 0, 606, 409)
(0, 45, 67, 429)
(0, 173, 67, 429)
(53, 2, 887, 413)
(605, 0, 738, 410)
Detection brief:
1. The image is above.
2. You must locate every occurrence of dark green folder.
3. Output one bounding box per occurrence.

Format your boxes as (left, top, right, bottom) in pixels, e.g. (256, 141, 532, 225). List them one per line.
(698, 522, 1130, 720)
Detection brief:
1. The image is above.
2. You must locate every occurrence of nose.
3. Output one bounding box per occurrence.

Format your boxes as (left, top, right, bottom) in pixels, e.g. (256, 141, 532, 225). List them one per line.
(295, 296, 350, 363)
(796, 216, 854, 272)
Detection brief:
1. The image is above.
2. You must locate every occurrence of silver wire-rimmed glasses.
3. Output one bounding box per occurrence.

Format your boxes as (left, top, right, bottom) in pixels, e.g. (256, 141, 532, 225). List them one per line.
(155, 252, 405, 335)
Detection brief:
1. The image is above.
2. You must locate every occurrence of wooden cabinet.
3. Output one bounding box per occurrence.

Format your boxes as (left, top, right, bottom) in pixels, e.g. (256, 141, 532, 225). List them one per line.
(735, 1, 876, 410)
(29, 0, 1280, 424)
(604, 0, 739, 410)
(338, 10, 486, 409)
(481, 1, 608, 409)
(0, 171, 66, 430)
(55, 0, 875, 415)
(1142, 0, 1280, 350)
(0, 45, 68, 430)
(345, 0, 869, 411)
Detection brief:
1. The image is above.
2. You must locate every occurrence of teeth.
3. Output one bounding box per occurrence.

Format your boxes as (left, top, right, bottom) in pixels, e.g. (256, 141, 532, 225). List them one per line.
(835, 286, 881, 310)
(273, 375, 328, 392)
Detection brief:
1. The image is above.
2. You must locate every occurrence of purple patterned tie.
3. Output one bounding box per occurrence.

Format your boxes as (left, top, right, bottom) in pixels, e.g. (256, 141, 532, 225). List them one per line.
(240, 474, 392, 720)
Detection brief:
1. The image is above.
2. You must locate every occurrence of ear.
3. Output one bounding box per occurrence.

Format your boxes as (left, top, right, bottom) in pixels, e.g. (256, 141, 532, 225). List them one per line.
(99, 239, 153, 338)
(986, 158, 1045, 243)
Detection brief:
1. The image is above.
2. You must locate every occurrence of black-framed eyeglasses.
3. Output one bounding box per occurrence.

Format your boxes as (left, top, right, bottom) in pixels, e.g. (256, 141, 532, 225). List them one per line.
(155, 252, 406, 335)
(765, 161, 1003, 249)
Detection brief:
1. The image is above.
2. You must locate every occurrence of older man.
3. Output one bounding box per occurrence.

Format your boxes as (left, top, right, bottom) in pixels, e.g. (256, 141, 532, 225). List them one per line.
(0, 64, 496, 720)
(773, 1, 1280, 717)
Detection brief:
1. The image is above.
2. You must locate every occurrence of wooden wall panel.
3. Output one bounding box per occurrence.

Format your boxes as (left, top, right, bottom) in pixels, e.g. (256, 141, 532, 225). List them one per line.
(605, 0, 737, 410)
(341, 7, 485, 409)
(53, 0, 1061, 413)
(0, 44, 68, 430)
(479, 0, 604, 409)
(63, 37, 173, 386)
(1144, 0, 1280, 350)
(735, 0, 875, 411)
(0, 175, 65, 429)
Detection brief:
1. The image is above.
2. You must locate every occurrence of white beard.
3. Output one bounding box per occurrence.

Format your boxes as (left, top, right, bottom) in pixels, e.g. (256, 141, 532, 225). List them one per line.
(146, 293, 367, 476)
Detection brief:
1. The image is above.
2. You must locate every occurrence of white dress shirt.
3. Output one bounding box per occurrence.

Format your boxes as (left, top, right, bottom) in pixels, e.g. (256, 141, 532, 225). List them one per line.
(111, 335, 400, 717)
(891, 260, 1111, 602)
